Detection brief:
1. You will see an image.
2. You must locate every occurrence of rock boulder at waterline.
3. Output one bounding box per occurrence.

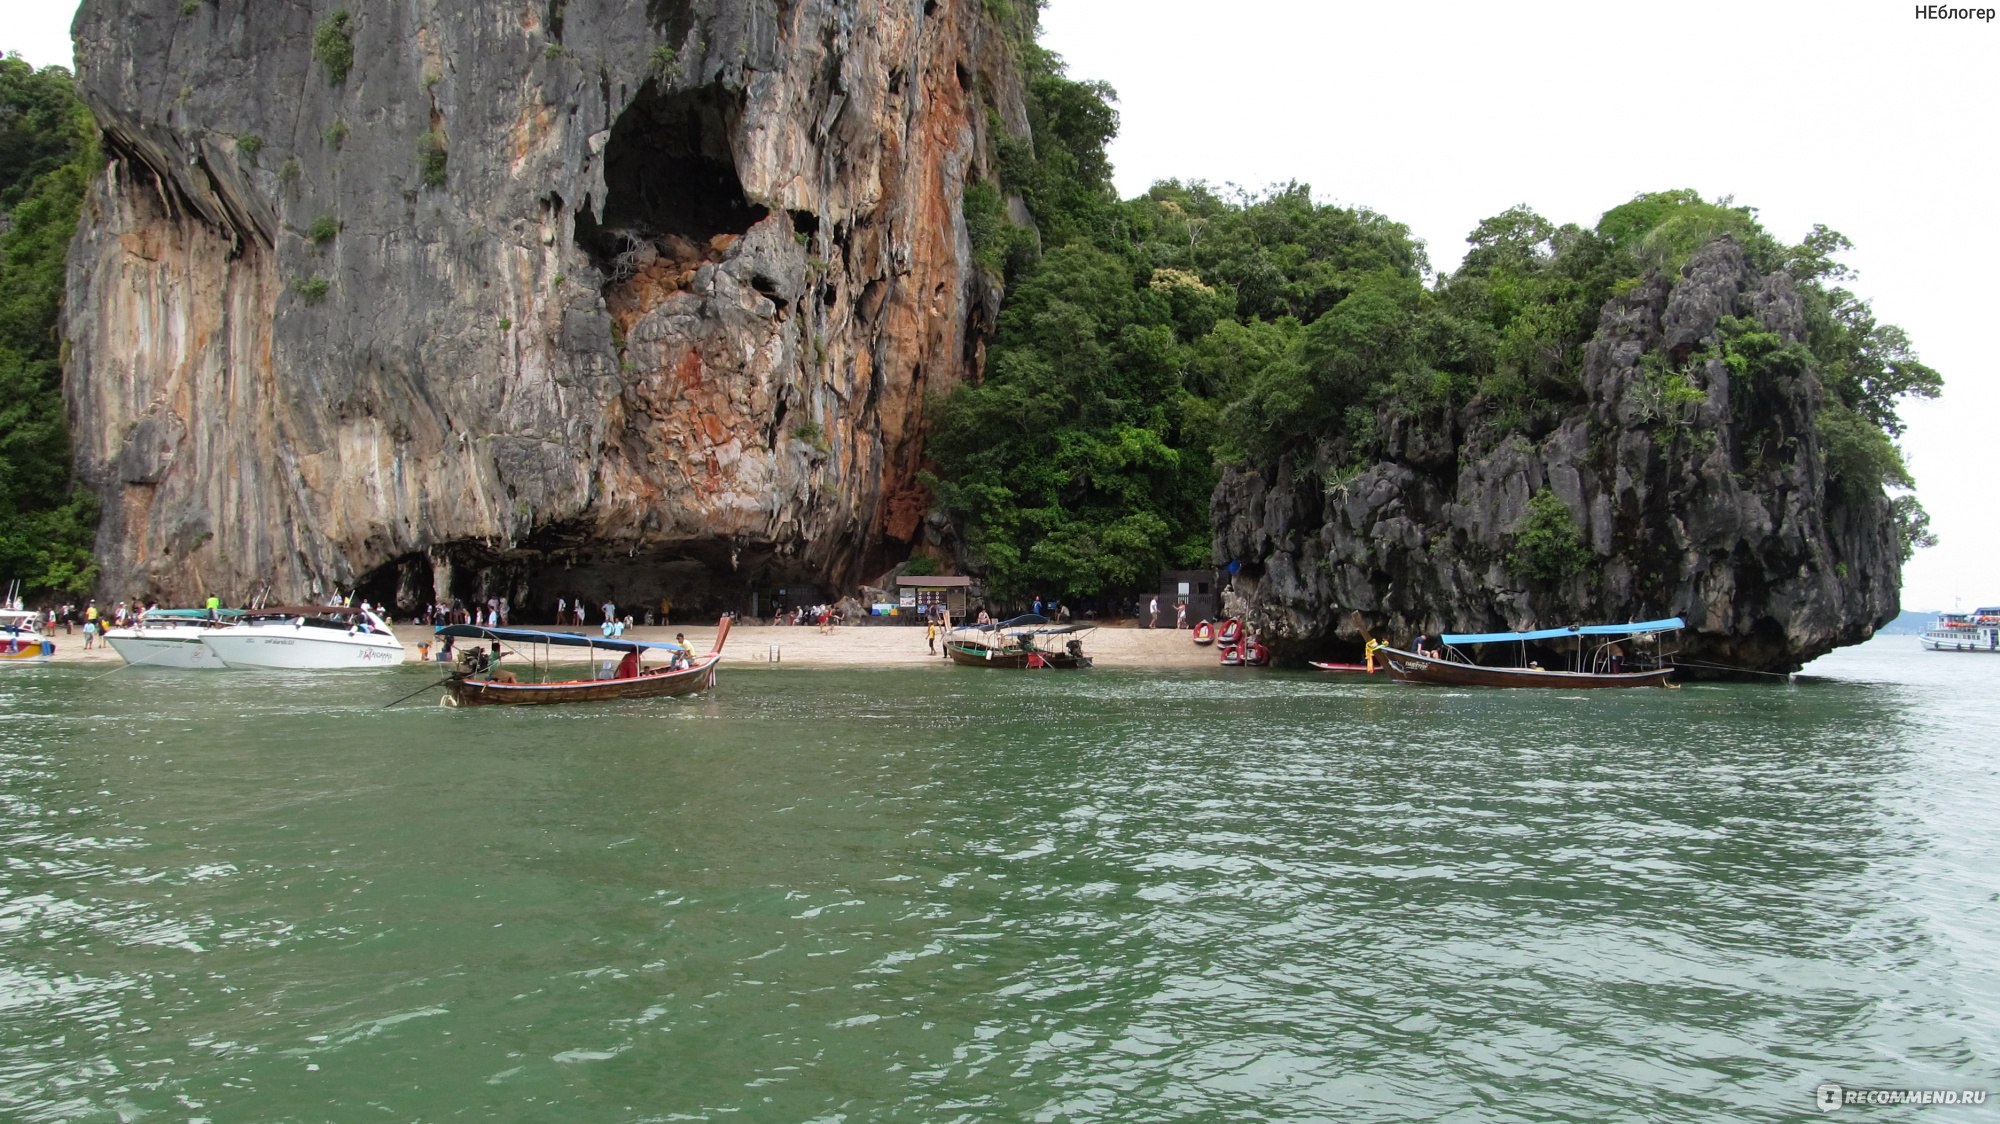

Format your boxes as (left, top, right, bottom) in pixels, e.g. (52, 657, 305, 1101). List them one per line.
(1214, 239, 1902, 674)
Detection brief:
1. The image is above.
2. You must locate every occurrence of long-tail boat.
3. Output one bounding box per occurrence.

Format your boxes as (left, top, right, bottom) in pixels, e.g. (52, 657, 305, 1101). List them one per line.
(432, 617, 731, 706)
(1379, 618, 1683, 689)
(944, 614, 1094, 669)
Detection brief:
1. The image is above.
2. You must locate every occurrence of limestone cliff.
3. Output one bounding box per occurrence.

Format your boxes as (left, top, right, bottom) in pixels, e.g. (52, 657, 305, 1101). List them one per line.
(1213, 239, 1902, 674)
(64, 0, 1028, 611)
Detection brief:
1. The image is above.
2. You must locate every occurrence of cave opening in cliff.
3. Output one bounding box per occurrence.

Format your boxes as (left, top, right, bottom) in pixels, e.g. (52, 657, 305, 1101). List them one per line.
(357, 536, 859, 626)
(574, 79, 767, 284)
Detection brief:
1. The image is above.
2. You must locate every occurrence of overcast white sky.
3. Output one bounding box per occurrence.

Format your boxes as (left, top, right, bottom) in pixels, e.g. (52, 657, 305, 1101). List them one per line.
(10, 2, 1995, 610)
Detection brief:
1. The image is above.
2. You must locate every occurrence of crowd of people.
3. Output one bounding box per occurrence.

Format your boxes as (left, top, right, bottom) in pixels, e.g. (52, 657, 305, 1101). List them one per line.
(36, 599, 157, 650)
(768, 603, 844, 631)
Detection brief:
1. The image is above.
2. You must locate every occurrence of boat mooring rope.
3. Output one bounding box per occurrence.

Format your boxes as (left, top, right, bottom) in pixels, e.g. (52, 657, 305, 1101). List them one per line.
(1670, 658, 1796, 680)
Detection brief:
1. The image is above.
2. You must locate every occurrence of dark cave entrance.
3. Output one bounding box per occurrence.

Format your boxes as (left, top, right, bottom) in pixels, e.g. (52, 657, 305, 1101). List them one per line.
(355, 537, 849, 627)
(573, 79, 768, 282)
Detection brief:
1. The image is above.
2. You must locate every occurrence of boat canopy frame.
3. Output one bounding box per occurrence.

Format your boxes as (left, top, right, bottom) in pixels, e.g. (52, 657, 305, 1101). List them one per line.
(1437, 617, 1685, 675)
(945, 614, 1095, 653)
(950, 613, 1092, 636)
(1439, 617, 1685, 646)
(138, 607, 249, 623)
(433, 624, 691, 685)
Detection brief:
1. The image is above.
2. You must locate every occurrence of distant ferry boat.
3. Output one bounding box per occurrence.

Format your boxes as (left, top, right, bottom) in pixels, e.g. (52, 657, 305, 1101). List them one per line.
(1921, 608, 2000, 652)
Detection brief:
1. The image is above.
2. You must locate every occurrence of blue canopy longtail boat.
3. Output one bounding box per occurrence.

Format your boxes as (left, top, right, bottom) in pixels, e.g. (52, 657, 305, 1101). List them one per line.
(429, 617, 730, 706)
(1380, 618, 1683, 689)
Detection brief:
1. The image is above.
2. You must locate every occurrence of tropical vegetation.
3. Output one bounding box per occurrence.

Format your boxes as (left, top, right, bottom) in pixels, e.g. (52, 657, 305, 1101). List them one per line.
(0, 53, 98, 597)
(923, 48, 1940, 605)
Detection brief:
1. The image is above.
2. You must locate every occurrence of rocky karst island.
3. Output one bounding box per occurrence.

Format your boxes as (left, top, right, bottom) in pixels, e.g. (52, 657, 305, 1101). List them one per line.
(0, 1, 1940, 675)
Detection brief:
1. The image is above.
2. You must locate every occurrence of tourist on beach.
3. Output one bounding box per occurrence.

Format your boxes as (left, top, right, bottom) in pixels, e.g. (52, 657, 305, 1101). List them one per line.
(1175, 600, 1187, 629)
(926, 617, 938, 655)
(1149, 595, 1160, 628)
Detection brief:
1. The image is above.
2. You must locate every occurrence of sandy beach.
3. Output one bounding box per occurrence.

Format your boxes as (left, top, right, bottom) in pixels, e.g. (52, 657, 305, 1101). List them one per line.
(39, 619, 1228, 669)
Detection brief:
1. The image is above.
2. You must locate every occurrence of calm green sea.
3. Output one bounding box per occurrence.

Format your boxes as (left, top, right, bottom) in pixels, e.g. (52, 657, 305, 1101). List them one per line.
(1, 635, 1995, 1122)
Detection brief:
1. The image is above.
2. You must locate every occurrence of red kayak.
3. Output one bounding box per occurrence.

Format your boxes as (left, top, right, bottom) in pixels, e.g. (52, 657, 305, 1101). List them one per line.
(1220, 637, 1269, 667)
(1191, 620, 1214, 645)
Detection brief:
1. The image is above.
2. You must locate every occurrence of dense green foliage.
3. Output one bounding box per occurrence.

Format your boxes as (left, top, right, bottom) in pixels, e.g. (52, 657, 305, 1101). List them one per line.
(0, 55, 98, 596)
(312, 11, 355, 84)
(925, 46, 1942, 604)
(1510, 489, 1590, 584)
(417, 129, 448, 187)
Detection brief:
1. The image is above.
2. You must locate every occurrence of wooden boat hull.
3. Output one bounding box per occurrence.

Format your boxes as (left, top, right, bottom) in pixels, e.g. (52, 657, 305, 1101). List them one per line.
(444, 656, 720, 706)
(441, 616, 731, 706)
(945, 642, 1090, 669)
(1381, 647, 1674, 688)
(1308, 661, 1373, 673)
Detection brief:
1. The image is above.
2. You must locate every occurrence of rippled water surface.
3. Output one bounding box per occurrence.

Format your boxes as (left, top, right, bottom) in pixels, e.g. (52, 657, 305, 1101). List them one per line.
(2, 636, 1996, 1121)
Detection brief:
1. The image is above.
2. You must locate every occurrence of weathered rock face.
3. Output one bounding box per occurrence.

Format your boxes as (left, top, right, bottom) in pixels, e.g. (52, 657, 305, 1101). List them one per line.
(64, 0, 1026, 612)
(1214, 239, 1901, 674)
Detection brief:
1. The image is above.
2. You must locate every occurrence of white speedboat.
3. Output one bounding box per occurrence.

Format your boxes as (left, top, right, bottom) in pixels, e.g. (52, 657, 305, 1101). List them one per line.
(198, 606, 406, 669)
(1920, 607, 2000, 652)
(103, 607, 244, 669)
(0, 608, 55, 665)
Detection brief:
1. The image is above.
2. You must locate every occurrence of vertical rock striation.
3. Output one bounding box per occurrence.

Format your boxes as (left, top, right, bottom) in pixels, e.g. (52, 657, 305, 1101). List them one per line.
(64, 0, 1027, 609)
(1214, 239, 1902, 673)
